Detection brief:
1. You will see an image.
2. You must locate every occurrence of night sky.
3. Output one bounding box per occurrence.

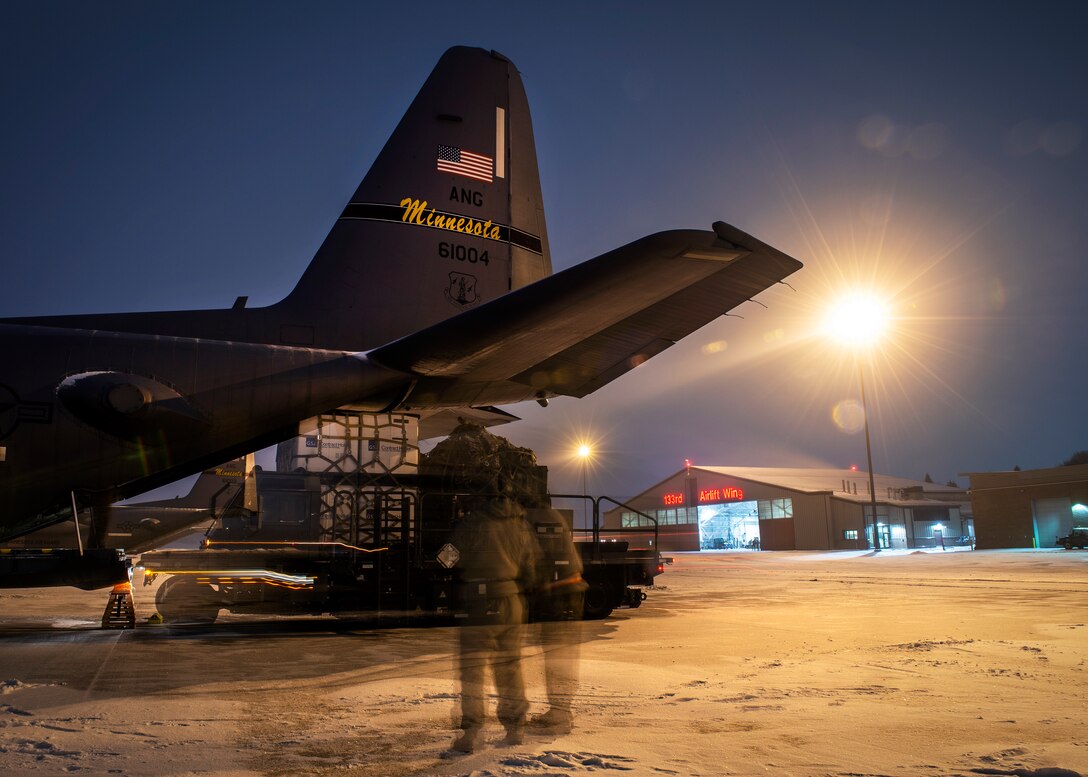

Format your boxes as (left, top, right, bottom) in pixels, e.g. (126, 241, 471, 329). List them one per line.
(3, 2, 1086, 500)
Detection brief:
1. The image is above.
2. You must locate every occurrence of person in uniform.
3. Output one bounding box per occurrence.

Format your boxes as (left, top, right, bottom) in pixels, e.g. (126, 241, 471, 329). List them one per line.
(449, 453, 541, 753)
(526, 504, 587, 735)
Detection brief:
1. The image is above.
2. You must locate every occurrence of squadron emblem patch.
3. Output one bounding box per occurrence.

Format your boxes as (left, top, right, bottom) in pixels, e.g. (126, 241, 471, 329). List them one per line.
(445, 272, 479, 307)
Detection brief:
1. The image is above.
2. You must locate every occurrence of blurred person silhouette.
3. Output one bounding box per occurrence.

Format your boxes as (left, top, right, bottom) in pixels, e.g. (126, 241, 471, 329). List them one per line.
(525, 502, 586, 735)
(435, 426, 542, 754)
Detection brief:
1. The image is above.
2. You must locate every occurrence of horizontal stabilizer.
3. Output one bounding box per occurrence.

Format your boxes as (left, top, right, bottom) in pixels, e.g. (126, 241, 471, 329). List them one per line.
(417, 406, 520, 440)
(371, 221, 801, 400)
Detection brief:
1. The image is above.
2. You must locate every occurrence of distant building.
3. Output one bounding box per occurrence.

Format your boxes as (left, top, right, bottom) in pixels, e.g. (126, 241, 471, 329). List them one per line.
(963, 464, 1088, 549)
(602, 466, 971, 553)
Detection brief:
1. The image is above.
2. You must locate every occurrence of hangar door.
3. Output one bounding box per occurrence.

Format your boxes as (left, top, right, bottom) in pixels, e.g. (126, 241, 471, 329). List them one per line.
(698, 502, 760, 549)
(696, 497, 797, 551)
(1032, 498, 1072, 549)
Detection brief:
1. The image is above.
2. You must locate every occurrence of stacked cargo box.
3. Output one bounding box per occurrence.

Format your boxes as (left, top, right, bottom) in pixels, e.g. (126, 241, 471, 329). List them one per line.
(276, 410, 420, 546)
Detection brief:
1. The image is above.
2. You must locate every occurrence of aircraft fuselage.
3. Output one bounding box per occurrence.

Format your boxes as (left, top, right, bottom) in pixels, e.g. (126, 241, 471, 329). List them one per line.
(0, 323, 408, 540)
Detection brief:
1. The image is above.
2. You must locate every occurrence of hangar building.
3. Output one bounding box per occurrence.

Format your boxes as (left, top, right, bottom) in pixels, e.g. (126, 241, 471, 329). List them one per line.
(603, 466, 971, 553)
(964, 464, 1088, 549)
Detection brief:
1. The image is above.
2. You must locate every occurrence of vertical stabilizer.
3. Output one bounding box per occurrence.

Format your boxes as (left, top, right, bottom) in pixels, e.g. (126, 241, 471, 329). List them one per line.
(275, 47, 552, 350)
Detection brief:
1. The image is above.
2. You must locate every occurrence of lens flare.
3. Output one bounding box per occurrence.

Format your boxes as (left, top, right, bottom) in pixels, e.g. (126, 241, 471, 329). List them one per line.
(831, 399, 866, 434)
(988, 278, 1007, 311)
(1041, 121, 1082, 156)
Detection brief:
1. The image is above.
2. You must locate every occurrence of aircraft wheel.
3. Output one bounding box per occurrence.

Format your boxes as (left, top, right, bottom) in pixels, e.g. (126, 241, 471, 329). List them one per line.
(155, 576, 220, 624)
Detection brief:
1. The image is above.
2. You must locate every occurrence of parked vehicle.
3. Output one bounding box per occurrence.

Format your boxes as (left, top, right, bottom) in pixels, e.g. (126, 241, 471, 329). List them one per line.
(1057, 527, 1088, 550)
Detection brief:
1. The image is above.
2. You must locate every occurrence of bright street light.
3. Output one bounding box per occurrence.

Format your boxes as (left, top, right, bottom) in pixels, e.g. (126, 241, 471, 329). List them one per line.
(576, 443, 593, 495)
(575, 442, 594, 531)
(823, 292, 890, 348)
(826, 291, 890, 551)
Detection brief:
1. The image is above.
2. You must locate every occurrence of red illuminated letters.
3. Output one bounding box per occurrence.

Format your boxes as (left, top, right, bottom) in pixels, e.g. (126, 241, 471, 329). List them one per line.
(697, 486, 744, 503)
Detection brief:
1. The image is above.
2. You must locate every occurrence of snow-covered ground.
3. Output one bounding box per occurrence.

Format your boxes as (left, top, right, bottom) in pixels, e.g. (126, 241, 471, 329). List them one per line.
(1, 549, 1086, 777)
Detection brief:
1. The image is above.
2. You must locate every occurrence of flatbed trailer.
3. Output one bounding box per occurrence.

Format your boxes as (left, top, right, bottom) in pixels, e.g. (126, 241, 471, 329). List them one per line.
(140, 471, 661, 624)
(141, 536, 658, 624)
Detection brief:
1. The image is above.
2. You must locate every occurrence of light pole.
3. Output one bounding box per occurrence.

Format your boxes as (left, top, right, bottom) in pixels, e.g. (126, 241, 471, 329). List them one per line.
(577, 444, 591, 496)
(825, 292, 889, 552)
(857, 357, 881, 551)
(577, 444, 592, 529)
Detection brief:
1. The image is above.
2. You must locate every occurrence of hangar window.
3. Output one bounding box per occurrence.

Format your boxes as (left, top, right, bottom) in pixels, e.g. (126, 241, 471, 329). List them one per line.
(757, 498, 793, 520)
(668, 507, 697, 524)
(621, 512, 654, 528)
(622, 507, 699, 527)
(843, 529, 858, 540)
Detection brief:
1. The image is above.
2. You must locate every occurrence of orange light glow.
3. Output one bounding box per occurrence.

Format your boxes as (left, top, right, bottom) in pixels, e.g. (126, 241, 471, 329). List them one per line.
(144, 569, 316, 589)
(203, 540, 387, 553)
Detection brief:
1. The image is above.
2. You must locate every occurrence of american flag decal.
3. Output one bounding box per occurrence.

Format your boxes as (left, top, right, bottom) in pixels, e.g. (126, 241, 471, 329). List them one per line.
(437, 144, 493, 183)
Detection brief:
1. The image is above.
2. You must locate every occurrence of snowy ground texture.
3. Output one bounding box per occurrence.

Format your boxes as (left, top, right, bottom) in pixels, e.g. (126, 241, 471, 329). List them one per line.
(1, 549, 1086, 777)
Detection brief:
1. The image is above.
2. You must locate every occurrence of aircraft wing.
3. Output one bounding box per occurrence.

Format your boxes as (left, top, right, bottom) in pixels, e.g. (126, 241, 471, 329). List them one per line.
(370, 221, 802, 399)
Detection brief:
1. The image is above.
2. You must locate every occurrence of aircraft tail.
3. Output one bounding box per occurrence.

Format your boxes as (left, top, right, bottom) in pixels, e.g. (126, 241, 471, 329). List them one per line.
(272, 46, 552, 350)
(3, 47, 551, 353)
